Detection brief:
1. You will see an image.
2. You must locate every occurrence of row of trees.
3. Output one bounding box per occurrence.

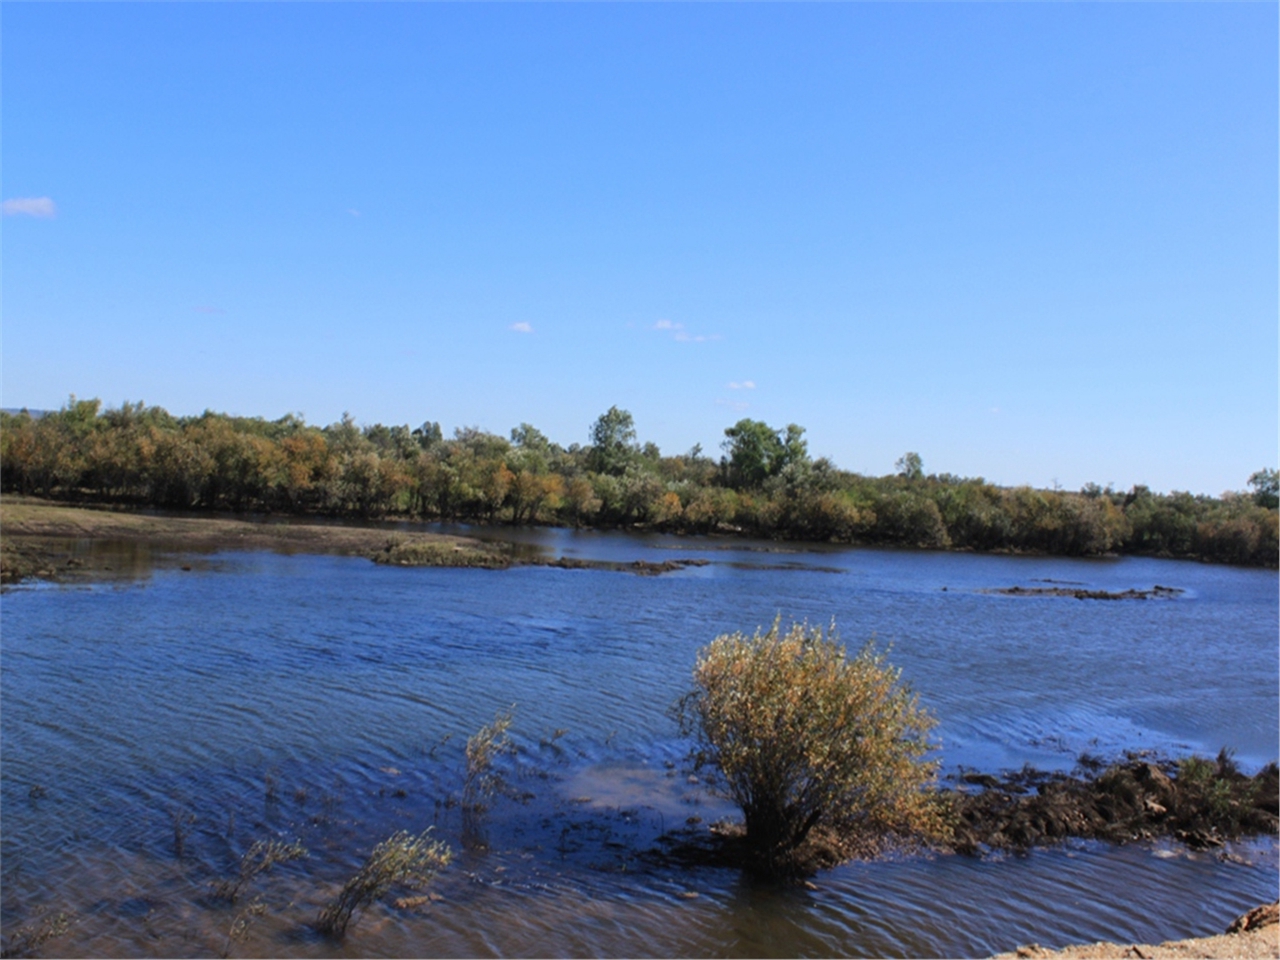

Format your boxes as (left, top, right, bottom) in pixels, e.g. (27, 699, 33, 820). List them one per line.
(2, 398, 1275, 567)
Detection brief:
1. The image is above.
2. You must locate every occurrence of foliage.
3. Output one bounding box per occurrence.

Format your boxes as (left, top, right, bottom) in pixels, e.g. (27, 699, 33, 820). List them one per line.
(588, 406, 638, 476)
(2, 398, 1274, 568)
(722, 419, 808, 489)
(1249, 468, 1279, 509)
(316, 830, 452, 939)
(677, 620, 943, 876)
(895, 452, 923, 481)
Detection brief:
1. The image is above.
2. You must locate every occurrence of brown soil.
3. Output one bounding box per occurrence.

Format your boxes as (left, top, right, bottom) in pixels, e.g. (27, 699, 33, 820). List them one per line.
(650, 754, 1278, 882)
(991, 903, 1280, 959)
(0, 497, 510, 583)
(0, 497, 716, 584)
(948, 754, 1278, 854)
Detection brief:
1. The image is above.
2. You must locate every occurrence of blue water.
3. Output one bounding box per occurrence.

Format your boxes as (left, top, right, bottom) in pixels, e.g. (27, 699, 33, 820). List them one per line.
(2, 533, 1276, 957)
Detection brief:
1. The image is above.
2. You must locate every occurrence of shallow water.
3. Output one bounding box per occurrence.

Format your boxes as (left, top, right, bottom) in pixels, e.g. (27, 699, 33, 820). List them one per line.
(3, 531, 1277, 957)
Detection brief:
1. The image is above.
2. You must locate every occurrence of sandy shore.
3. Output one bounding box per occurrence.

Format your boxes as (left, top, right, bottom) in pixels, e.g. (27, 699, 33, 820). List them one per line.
(992, 904, 1279, 960)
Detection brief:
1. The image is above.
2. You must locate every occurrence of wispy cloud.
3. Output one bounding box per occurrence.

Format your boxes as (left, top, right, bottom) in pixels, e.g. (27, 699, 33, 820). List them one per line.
(728, 380, 756, 390)
(653, 318, 720, 343)
(346, 208, 362, 217)
(3, 197, 57, 218)
(193, 306, 225, 315)
(716, 398, 750, 411)
(510, 322, 533, 334)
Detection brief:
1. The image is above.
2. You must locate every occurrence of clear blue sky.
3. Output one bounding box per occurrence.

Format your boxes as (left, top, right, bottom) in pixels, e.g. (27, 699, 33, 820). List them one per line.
(3, 4, 1275, 495)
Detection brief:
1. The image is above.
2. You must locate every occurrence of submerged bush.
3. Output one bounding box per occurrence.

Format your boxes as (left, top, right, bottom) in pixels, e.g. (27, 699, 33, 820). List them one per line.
(464, 707, 515, 812)
(316, 829, 452, 939)
(677, 619, 942, 877)
(212, 838, 308, 903)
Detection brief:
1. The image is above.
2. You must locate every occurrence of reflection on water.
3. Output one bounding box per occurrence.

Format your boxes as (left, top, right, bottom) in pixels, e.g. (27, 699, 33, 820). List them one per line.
(2, 535, 1277, 957)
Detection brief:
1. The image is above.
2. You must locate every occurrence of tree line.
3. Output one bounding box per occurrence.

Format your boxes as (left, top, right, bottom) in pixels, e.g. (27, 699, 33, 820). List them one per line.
(1, 397, 1275, 567)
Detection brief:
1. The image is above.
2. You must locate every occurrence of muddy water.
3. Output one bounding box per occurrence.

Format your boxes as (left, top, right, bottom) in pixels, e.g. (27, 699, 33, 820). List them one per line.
(2, 532, 1276, 957)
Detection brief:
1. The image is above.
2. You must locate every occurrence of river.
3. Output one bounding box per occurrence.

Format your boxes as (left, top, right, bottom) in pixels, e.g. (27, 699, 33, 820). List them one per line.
(2, 528, 1276, 957)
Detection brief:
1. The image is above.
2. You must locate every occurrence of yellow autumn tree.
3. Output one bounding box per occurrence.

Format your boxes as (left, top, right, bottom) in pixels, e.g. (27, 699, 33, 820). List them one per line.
(678, 619, 942, 877)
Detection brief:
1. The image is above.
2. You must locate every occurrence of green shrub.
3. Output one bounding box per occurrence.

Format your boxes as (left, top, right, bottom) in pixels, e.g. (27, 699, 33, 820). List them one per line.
(677, 619, 942, 877)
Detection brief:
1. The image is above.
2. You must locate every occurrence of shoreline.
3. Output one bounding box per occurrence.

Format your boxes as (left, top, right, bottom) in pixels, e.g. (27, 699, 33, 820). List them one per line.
(0, 497, 722, 584)
(991, 902, 1279, 959)
(0, 497, 507, 583)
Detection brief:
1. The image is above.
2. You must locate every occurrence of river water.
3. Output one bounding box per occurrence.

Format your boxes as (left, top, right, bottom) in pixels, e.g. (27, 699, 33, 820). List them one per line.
(2, 528, 1276, 957)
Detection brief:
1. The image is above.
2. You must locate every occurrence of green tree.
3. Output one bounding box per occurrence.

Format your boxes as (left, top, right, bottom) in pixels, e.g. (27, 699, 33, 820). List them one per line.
(895, 452, 923, 481)
(1248, 468, 1278, 509)
(588, 406, 638, 476)
(677, 620, 942, 877)
(722, 419, 808, 489)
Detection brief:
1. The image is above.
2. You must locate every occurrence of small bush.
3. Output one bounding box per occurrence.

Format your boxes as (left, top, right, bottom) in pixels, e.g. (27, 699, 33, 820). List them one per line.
(677, 619, 942, 877)
(464, 707, 515, 811)
(316, 829, 452, 939)
(212, 838, 308, 903)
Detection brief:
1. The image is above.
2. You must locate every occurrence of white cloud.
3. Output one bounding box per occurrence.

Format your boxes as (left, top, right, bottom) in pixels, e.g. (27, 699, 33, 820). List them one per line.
(346, 208, 362, 217)
(3, 197, 57, 218)
(654, 317, 719, 343)
(510, 322, 533, 333)
(728, 380, 756, 390)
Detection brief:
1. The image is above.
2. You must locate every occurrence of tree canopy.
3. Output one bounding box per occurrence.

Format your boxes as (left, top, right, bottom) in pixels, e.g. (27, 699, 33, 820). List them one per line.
(2, 397, 1274, 568)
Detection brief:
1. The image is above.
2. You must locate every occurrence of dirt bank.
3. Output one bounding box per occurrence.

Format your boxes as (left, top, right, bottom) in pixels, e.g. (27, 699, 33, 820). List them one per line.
(0, 498, 508, 583)
(949, 753, 1278, 854)
(0, 498, 717, 584)
(992, 902, 1279, 959)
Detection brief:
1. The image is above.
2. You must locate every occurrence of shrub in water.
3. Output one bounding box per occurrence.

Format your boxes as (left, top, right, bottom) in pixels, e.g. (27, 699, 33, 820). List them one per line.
(316, 829, 452, 939)
(678, 619, 942, 877)
(212, 838, 308, 903)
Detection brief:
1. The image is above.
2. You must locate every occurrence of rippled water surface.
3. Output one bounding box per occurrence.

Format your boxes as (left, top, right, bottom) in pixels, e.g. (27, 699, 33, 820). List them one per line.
(3, 530, 1277, 957)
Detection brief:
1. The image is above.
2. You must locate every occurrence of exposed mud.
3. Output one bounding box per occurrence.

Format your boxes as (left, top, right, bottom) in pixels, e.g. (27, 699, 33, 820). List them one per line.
(648, 754, 1278, 881)
(0, 499, 714, 583)
(987, 585, 1185, 601)
(948, 753, 1278, 854)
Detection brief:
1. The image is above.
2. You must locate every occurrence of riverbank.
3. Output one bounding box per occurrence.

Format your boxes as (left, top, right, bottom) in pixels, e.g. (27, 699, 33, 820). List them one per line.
(0, 497, 508, 583)
(0, 498, 723, 583)
(993, 902, 1279, 959)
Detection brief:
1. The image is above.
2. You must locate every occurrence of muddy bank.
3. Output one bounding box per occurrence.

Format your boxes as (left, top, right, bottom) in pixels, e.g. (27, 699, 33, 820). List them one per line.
(948, 753, 1277, 854)
(0, 498, 510, 584)
(987, 585, 1185, 601)
(992, 902, 1279, 959)
(0, 499, 716, 584)
(651, 754, 1278, 880)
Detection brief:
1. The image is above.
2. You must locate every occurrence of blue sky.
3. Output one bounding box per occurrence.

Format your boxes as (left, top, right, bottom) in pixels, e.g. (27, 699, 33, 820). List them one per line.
(3, 4, 1275, 495)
